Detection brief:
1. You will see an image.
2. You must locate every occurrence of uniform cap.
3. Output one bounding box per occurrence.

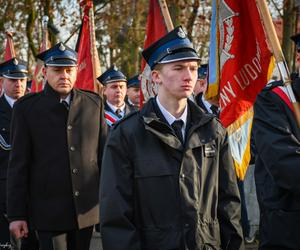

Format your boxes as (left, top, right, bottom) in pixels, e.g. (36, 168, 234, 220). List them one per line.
(0, 58, 28, 79)
(97, 65, 127, 85)
(127, 74, 140, 88)
(142, 26, 200, 70)
(291, 33, 300, 51)
(198, 64, 208, 79)
(36, 42, 77, 66)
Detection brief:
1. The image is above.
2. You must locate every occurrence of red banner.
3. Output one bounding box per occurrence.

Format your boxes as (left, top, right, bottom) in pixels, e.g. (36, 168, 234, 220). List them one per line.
(74, 0, 101, 92)
(140, 0, 168, 106)
(4, 32, 15, 61)
(31, 18, 50, 93)
(218, 0, 273, 127)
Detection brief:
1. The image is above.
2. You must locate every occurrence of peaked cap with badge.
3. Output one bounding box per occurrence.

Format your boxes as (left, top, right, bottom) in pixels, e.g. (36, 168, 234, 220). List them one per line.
(127, 74, 140, 88)
(198, 64, 208, 80)
(142, 26, 200, 69)
(291, 33, 300, 52)
(36, 42, 77, 67)
(0, 58, 28, 79)
(97, 65, 127, 85)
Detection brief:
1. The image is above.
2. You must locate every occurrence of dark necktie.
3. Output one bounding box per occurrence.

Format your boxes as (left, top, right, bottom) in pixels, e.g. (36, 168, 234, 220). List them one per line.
(171, 120, 184, 144)
(115, 109, 122, 118)
(210, 105, 218, 115)
(61, 100, 69, 111)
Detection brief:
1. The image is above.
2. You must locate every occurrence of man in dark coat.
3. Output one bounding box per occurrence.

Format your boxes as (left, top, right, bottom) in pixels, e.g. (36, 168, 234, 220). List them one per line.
(98, 66, 136, 127)
(0, 58, 35, 250)
(126, 74, 140, 109)
(7, 43, 107, 250)
(194, 64, 219, 116)
(252, 33, 300, 250)
(100, 26, 244, 250)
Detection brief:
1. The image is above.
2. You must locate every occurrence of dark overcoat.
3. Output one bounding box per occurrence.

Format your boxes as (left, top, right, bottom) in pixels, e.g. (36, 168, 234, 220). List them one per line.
(0, 95, 12, 209)
(253, 80, 300, 249)
(7, 84, 107, 231)
(0, 95, 12, 244)
(100, 98, 244, 250)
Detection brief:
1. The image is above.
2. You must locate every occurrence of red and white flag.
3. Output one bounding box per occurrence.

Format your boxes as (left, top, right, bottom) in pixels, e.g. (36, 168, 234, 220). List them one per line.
(208, 0, 275, 179)
(1, 32, 16, 95)
(140, 0, 168, 106)
(31, 16, 50, 93)
(4, 32, 16, 61)
(74, 0, 101, 92)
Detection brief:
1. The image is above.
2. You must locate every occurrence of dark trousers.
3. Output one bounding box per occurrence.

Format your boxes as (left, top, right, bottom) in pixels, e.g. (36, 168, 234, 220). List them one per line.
(37, 226, 93, 250)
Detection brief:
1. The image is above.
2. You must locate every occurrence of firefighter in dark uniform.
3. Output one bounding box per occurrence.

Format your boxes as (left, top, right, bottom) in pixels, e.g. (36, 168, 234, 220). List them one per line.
(252, 33, 300, 249)
(100, 26, 244, 250)
(7, 43, 107, 250)
(126, 74, 140, 109)
(194, 64, 219, 116)
(0, 58, 36, 250)
(98, 66, 135, 127)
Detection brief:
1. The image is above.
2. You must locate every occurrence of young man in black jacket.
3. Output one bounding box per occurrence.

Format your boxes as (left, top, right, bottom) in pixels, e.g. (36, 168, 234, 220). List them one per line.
(100, 26, 244, 250)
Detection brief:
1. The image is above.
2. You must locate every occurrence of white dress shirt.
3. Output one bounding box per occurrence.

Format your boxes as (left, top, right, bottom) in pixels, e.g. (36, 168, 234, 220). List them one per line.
(156, 96, 188, 140)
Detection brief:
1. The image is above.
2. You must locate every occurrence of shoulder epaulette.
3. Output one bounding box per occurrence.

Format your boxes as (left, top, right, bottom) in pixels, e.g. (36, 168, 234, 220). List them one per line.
(77, 88, 100, 96)
(76, 89, 102, 103)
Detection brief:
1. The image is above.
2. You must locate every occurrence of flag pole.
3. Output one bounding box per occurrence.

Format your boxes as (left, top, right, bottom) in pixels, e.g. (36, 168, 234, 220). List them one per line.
(256, 0, 300, 127)
(158, 0, 174, 32)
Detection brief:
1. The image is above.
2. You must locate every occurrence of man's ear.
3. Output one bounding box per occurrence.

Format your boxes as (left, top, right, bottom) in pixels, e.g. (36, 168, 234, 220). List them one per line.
(151, 70, 161, 84)
(103, 86, 107, 95)
(42, 66, 47, 78)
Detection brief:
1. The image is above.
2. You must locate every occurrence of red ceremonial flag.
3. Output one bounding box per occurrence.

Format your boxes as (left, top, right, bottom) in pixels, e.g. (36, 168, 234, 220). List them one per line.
(75, 0, 101, 92)
(1, 32, 16, 95)
(140, 0, 168, 106)
(31, 16, 50, 93)
(218, 0, 273, 127)
(208, 0, 274, 179)
(4, 32, 16, 60)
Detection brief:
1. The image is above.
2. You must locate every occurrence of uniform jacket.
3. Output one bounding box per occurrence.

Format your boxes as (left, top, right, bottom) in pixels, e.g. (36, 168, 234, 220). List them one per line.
(100, 98, 244, 250)
(0, 95, 12, 210)
(7, 84, 107, 231)
(253, 80, 300, 249)
(195, 93, 219, 117)
(125, 97, 139, 111)
(104, 101, 136, 117)
(104, 101, 137, 127)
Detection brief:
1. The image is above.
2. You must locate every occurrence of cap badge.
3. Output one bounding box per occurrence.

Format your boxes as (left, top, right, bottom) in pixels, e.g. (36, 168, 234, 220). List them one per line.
(59, 43, 65, 51)
(177, 27, 186, 39)
(13, 58, 18, 65)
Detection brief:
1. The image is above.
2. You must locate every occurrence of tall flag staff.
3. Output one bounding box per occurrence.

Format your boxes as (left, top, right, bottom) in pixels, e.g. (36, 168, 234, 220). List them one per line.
(140, 0, 173, 107)
(207, 0, 276, 180)
(256, 0, 300, 126)
(31, 16, 50, 92)
(75, 0, 101, 93)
